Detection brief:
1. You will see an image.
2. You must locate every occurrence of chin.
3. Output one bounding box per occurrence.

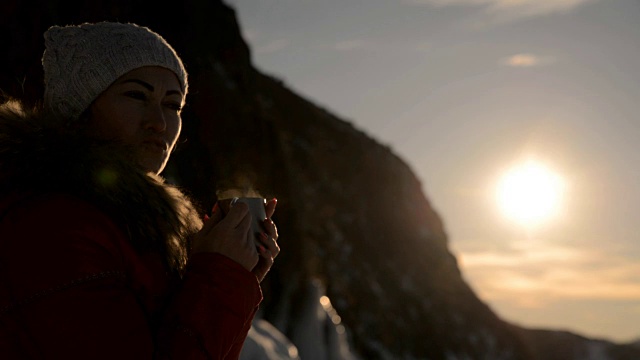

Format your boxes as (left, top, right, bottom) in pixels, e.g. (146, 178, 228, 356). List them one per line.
(139, 157, 166, 175)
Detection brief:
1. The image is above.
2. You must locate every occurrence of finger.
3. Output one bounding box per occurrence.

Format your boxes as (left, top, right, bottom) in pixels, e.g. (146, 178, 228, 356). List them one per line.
(234, 210, 252, 235)
(224, 202, 250, 227)
(265, 198, 277, 219)
(258, 245, 273, 260)
(260, 232, 280, 258)
(253, 249, 274, 282)
(201, 203, 222, 235)
(263, 218, 278, 241)
(209, 202, 224, 224)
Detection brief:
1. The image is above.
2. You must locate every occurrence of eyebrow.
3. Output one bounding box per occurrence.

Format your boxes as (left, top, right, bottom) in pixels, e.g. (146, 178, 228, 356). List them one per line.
(120, 79, 183, 97)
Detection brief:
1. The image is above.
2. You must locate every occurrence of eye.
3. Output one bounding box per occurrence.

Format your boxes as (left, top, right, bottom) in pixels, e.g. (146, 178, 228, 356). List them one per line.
(124, 91, 147, 101)
(164, 102, 183, 112)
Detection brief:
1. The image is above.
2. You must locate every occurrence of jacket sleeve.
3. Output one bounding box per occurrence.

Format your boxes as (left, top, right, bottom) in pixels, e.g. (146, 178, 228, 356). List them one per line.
(0, 194, 262, 359)
(159, 253, 261, 359)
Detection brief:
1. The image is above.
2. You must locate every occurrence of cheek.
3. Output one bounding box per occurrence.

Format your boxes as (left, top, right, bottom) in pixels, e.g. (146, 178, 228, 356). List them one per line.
(168, 115, 183, 142)
(89, 104, 140, 142)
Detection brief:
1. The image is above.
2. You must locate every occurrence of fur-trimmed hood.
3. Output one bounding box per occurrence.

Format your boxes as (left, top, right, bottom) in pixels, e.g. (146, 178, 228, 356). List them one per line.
(0, 101, 202, 275)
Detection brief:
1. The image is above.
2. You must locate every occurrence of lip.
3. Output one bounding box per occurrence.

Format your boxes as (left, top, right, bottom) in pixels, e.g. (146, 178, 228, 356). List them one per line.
(142, 138, 168, 153)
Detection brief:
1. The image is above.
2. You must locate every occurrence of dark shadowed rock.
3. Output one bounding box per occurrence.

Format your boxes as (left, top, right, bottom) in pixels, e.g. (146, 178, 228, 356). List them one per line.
(2, 1, 638, 359)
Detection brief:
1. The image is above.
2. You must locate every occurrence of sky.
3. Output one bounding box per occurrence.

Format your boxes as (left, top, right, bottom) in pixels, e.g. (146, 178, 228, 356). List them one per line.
(226, 0, 640, 343)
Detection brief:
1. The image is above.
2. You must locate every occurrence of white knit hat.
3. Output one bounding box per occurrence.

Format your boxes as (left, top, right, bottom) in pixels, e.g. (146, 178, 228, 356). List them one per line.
(42, 22, 188, 120)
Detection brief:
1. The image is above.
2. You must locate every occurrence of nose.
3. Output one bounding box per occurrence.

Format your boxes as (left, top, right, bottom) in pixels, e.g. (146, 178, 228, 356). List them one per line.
(143, 104, 167, 133)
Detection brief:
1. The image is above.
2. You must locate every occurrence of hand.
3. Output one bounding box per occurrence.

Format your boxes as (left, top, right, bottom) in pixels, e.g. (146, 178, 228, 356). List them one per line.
(192, 202, 259, 272)
(253, 198, 280, 282)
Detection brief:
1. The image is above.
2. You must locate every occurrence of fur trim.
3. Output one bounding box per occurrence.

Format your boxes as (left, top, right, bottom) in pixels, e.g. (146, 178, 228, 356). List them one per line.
(0, 101, 202, 275)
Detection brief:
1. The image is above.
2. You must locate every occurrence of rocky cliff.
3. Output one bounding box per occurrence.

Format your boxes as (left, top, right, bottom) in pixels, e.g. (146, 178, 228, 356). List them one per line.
(2, 1, 639, 359)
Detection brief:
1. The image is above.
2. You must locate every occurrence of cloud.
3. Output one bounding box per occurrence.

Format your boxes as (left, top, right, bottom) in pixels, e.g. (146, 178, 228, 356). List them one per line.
(403, 0, 595, 23)
(254, 39, 290, 55)
(404, 0, 495, 6)
(485, 0, 593, 19)
(501, 53, 556, 68)
(334, 40, 369, 51)
(458, 242, 640, 307)
(414, 42, 432, 53)
(240, 28, 290, 55)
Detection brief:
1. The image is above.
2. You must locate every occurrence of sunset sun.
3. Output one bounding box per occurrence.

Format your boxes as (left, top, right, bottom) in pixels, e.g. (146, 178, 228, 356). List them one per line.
(496, 160, 565, 227)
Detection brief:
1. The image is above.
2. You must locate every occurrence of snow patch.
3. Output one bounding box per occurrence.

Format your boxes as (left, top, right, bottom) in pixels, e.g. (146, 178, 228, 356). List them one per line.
(240, 319, 300, 360)
(241, 279, 359, 360)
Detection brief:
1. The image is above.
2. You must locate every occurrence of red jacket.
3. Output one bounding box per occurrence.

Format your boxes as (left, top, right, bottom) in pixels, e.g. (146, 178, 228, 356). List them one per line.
(0, 191, 262, 359)
(0, 102, 264, 359)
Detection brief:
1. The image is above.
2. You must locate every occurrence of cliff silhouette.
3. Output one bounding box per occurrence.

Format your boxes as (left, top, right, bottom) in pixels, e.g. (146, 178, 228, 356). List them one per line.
(2, 1, 639, 358)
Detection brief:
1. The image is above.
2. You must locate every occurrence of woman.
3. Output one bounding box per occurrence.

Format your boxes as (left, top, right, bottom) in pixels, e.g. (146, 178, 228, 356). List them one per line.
(0, 22, 279, 359)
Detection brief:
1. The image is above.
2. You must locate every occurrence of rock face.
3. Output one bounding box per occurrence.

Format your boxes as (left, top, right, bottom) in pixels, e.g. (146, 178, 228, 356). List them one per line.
(2, 1, 639, 359)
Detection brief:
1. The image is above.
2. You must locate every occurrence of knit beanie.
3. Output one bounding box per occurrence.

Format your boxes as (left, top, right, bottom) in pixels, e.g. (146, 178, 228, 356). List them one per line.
(42, 22, 188, 120)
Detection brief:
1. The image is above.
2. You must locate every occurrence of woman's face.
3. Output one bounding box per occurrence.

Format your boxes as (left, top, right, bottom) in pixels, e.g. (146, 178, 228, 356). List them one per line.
(87, 66, 185, 174)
